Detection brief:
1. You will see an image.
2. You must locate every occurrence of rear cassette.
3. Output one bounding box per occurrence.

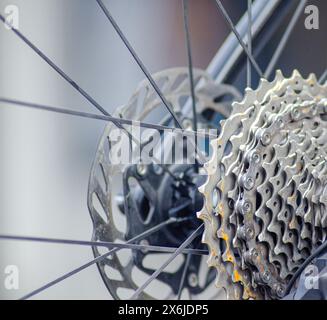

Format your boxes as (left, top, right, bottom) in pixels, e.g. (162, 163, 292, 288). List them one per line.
(198, 70, 327, 299)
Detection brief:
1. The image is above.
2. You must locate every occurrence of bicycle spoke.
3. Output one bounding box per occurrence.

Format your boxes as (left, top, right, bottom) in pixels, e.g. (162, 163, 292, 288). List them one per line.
(0, 98, 216, 139)
(247, 0, 252, 87)
(19, 217, 183, 300)
(182, 0, 197, 132)
(319, 69, 327, 84)
(177, 253, 192, 300)
(0, 234, 208, 256)
(96, 0, 183, 129)
(214, 0, 263, 78)
(130, 224, 204, 300)
(264, 0, 307, 79)
(0, 11, 143, 152)
(0, 14, 110, 117)
(0, 9, 207, 176)
(182, 0, 199, 173)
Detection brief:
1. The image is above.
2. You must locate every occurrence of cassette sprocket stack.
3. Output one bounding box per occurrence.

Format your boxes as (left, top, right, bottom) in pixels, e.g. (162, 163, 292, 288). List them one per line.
(198, 70, 327, 299)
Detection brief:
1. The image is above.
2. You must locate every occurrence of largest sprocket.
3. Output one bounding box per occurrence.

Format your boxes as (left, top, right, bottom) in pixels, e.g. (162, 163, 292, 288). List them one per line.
(198, 70, 327, 299)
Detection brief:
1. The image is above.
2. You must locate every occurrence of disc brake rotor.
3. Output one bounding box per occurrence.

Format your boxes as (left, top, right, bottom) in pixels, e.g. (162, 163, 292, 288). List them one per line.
(88, 67, 241, 299)
(198, 70, 327, 299)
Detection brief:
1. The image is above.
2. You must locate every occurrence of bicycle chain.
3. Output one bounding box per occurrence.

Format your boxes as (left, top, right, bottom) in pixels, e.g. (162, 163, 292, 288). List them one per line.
(198, 70, 327, 299)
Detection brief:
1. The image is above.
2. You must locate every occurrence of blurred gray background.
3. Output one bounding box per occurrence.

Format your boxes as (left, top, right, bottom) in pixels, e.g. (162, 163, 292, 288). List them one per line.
(0, 0, 325, 299)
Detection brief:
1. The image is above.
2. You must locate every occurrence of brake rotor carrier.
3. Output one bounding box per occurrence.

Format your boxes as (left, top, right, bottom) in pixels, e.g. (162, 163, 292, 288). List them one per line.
(88, 67, 241, 299)
(198, 70, 327, 299)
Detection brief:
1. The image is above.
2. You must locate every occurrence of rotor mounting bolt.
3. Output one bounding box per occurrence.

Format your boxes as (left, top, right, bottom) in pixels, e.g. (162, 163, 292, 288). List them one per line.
(136, 163, 147, 176)
(261, 132, 272, 146)
(188, 273, 198, 287)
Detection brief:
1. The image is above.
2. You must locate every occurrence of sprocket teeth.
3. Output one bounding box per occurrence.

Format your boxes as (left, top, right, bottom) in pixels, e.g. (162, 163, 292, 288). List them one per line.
(198, 70, 327, 299)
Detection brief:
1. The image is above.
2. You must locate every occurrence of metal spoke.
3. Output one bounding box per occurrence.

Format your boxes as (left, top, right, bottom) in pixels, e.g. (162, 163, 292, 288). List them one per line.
(0, 234, 208, 256)
(130, 224, 204, 300)
(19, 217, 183, 300)
(247, 0, 252, 87)
(0, 14, 110, 117)
(264, 0, 307, 79)
(177, 253, 192, 300)
(0, 98, 216, 139)
(214, 0, 263, 78)
(0, 11, 156, 161)
(182, 0, 197, 132)
(182, 0, 199, 173)
(96, 0, 183, 129)
(0, 9, 207, 172)
(0, 12, 137, 151)
(319, 69, 327, 84)
(0, 96, 210, 168)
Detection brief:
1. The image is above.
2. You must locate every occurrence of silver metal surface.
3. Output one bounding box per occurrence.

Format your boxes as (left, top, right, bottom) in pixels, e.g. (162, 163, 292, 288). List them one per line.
(199, 70, 327, 299)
